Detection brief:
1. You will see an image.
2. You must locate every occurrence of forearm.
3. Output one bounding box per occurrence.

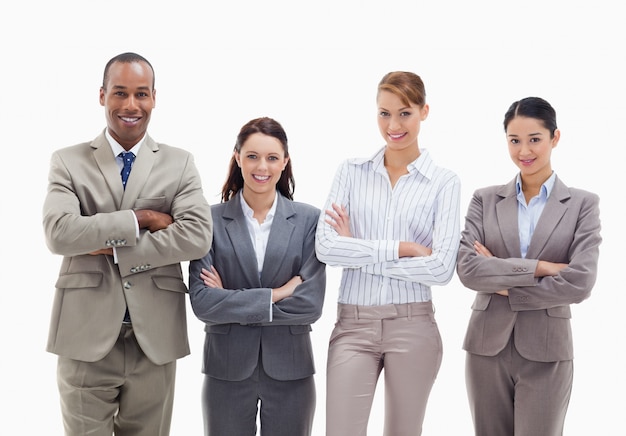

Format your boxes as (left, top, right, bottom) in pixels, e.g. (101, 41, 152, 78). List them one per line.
(315, 228, 399, 267)
(361, 249, 457, 285)
(44, 208, 137, 256)
(315, 161, 400, 267)
(117, 217, 211, 274)
(270, 259, 326, 325)
(361, 225, 460, 285)
(117, 182, 212, 273)
(508, 250, 599, 310)
(457, 251, 539, 292)
(189, 258, 272, 324)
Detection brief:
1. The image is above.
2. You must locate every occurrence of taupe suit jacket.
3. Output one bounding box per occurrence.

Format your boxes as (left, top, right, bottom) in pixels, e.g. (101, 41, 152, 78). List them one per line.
(188, 193, 326, 381)
(43, 130, 212, 365)
(457, 176, 601, 362)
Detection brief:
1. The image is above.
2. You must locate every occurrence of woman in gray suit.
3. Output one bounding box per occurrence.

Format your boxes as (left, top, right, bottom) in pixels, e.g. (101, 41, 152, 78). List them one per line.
(456, 97, 602, 436)
(188, 117, 326, 436)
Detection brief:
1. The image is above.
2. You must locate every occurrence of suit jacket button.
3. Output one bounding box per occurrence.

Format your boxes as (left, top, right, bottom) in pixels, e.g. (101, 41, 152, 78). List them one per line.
(123, 281, 132, 290)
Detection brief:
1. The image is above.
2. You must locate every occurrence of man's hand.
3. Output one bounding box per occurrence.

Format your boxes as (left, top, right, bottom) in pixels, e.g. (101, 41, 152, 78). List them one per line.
(134, 209, 174, 232)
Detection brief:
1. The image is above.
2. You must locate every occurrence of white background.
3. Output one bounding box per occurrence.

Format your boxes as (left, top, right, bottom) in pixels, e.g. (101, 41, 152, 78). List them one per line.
(1, 1, 624, 434)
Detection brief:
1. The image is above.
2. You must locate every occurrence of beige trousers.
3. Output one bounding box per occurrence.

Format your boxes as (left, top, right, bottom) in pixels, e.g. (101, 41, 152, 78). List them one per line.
(326, 302, 443, 436)
(57, 324, 176, 436)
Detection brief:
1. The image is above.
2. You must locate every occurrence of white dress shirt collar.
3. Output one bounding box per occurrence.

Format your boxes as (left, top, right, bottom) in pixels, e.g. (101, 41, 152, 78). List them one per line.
(105, 128, 145, 158)
(354, 146, 435, 181)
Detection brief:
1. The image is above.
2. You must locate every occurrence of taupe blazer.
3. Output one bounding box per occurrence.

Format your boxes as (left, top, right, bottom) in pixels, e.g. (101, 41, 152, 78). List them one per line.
(43, 130, 213, 365)
(188, 193, 326, 381)
(457, 176, 601, 362)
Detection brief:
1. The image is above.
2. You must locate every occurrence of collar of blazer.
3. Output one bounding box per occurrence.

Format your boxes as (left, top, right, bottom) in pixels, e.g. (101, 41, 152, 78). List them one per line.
(496, 175, 571, 259)
(222, 193, 298, 286)
(91, 130, 159, 210)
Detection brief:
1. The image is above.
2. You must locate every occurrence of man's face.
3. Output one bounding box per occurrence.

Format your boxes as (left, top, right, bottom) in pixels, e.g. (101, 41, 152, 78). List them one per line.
(99, 61, 156, 150)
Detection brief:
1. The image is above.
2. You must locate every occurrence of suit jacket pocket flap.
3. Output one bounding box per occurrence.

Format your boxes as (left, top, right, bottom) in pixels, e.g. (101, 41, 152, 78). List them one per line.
(55, 272, 103, 289)
(133, 196, 167, 211)
(152, 275, 187, 294)
(289, 325, 312, 335)
(546, 305, 571, 319)
(471, 293, 492, 311)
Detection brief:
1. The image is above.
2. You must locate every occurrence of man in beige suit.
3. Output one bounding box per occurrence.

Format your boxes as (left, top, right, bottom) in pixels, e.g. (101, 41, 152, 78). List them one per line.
(43, 52, 213, 436)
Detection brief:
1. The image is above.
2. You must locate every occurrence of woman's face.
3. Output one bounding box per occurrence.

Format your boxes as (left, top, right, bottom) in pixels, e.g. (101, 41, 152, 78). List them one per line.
(376, 90, 428, 152)
(235, 132, 289, 197)
(506, 116, 560, 181)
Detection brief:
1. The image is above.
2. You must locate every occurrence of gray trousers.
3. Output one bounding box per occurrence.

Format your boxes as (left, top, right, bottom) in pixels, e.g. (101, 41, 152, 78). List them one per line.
(466, 335, 573, 436)
(202, 359, 315, 436)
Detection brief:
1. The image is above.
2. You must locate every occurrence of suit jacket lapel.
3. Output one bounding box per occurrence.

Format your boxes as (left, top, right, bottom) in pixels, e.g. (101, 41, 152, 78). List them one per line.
(526, 176, 569, 259)
(495, 180, 522, 258)
(223, 195, 263, 287)
(260, 195, 296, 286)
(92, 132, 125, 209)
(120, 136, 157, 210)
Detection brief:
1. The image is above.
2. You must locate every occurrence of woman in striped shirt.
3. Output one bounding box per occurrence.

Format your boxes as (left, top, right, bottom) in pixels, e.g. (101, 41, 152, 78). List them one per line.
(316, 71, 461, 436)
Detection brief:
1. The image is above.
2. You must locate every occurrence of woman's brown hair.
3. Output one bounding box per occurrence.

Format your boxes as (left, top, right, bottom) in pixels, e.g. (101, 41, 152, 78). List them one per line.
(221, 117, 295, 202)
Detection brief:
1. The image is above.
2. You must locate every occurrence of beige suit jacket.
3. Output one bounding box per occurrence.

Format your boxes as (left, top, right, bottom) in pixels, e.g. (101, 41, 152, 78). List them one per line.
(456, 176, 601, 362)
(43, 130, 212, 365)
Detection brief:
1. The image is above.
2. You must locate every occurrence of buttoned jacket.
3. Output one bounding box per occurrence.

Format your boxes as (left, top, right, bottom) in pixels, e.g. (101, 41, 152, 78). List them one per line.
(188, 193, 326, 381)
(43, 130, 213, 365)
(456, 176, 601, 362)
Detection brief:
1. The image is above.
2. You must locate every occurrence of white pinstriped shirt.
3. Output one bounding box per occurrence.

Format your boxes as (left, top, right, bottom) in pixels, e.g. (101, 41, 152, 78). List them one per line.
(315, 147, 461, 306)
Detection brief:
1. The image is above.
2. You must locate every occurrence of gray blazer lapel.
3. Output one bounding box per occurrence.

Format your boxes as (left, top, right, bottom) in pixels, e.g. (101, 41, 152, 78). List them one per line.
(223, 196, 262, 287)
(495, 180, 522, 258)
(260, 195, 296, 286)
(526, 177, 569, 259)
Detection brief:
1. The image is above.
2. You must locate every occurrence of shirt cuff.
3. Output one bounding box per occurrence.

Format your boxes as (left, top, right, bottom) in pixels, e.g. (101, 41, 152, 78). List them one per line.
(374, 240, 399, 263)
(132, 210, 140, 239)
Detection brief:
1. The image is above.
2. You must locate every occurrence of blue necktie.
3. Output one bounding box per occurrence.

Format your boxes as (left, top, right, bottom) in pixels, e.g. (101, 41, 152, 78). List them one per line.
(119, 152, 135, 323)
(120, 151, 135, 190)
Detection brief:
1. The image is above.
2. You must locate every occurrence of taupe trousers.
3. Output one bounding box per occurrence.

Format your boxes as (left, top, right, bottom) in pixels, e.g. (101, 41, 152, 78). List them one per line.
(326, 302, 442, 436)
(57, 325, 176, 436)
(465, 313, 573, 436)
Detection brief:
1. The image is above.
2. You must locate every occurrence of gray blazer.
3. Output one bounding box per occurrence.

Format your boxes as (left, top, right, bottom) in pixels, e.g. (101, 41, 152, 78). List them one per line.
(43, 130, 213, 365)
(456, 176, 601, 362)
(189, 193, 326, 381)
